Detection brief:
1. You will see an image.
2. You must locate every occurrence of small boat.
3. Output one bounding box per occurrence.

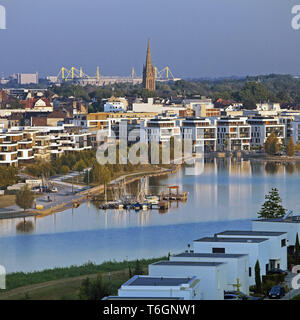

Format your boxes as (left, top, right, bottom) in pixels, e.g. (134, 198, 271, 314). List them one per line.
(134, 202, 142, 211)
(145, 195, 159, 205)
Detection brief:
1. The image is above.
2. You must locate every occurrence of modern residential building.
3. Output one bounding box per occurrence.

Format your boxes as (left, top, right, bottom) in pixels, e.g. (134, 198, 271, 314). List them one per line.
(170, 252, 249, 295)
(181, 118, 217, 153)
(193, 236, 271, 285)
(248, 117, 285, 147)
(216, 117, 251, 151)
(252, 215, 300, 247)
(140, 118, 181, 144)
(215, 230, 287, 271)
(148, 260, 227, 300)
(118, 276, 201, 300)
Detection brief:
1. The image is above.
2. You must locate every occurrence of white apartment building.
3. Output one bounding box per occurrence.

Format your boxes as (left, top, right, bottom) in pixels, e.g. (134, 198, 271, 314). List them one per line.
(252, 215, 300, 247)
(118, 275, 201, 300)
(181, 118, 217, 153)
(292, 115, 300, 144)
(140, 118, 181, 144)
(216, 117, 251, 151)
(215, 230, 287, 271)
(170, 252, 249, 295)
(104, 101, 125, 113)
(248, 117, 285, 147)
(193, 237, 271, 285)
(148, 261, 227, 300)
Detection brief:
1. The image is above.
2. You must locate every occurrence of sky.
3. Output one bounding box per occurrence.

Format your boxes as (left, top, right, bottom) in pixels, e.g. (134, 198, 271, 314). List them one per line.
(0, 0, 300, 78)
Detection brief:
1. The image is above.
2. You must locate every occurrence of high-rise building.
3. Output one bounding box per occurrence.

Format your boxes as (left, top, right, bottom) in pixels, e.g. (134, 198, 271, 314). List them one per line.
(142, 40, 156, 92)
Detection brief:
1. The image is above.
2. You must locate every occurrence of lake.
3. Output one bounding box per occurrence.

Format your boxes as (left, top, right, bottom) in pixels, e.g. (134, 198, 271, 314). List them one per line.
(1, 158, 300, 273)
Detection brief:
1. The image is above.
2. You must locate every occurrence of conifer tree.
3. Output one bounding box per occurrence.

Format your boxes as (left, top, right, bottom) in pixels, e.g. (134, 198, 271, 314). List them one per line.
(255, 260, 262, 293)
(295, 233, 300, 258)
(257, 188, 286, 219)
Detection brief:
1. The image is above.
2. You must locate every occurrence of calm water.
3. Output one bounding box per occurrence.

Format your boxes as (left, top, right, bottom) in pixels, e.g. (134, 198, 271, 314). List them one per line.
(1, 158, 300, 273)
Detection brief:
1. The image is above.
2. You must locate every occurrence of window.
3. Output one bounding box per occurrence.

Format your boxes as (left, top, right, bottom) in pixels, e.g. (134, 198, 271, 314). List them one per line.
(281, 239, 286, 247)
(249, 267, 252, 277)
(212, 248, 225, 254)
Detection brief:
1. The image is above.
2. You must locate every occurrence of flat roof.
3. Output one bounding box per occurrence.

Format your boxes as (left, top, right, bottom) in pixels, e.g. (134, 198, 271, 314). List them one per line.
(125, 276, 195, 287)
(253, 217, 300, 224)
(194, 237, 268, 243)
(216, 230, 286, 236)
(151, 260, 224, 267)
(173, 252, 248, 259)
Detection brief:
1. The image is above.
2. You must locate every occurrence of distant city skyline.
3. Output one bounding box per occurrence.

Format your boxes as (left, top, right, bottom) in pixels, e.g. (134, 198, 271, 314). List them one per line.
(0, 0, 300, 78)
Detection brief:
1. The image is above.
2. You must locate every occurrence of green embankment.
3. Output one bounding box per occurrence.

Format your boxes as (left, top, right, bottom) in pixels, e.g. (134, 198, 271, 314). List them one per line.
(0, 258, 166, 300)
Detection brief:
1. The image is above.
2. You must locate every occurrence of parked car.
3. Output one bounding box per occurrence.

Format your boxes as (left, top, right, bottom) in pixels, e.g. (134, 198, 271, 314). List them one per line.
(224, 291, 262, 300)
(267, 268, 288, 276)
(224, 291, 249, 300)
(268, 285, 285, 299)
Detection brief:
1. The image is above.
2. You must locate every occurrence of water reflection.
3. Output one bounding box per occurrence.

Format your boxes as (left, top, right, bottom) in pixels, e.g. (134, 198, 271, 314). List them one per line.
(16, 220, 35, 234)
(0, 159, 299, 238)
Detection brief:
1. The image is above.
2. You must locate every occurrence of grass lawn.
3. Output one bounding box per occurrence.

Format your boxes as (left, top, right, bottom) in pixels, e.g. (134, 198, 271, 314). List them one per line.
(0, 258, 166, 300)
(0, 195, 16, 209)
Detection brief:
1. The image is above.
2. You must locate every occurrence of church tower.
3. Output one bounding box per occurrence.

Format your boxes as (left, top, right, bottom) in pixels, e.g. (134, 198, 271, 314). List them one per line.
(143, 40, 156, 91)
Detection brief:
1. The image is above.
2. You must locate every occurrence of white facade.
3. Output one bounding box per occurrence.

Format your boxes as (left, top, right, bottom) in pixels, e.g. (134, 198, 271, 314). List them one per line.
(140, 118, 181, 143)
(216, 117, 251, 151)
(216, 231, 287, 271)
(181, 118, 217, 153)
(148, 261, 226, 300)
(248, 117, 285, 147)
(17, 73, 39, 85)
(170, 253, 249, 295)
(292, 115, 300, 144)
(104, 101, 125, 113)
(252, 217, 300, 247)
(118, 275, 201, 300)
(193, 237, 270, 285)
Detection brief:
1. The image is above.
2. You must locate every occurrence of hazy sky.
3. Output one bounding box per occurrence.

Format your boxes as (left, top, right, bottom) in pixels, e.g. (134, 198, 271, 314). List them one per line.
(0, 0, 300, 78)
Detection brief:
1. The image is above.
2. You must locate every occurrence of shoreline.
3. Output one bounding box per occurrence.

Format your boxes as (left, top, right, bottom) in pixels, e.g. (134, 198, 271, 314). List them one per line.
(1, 164, 180, 220)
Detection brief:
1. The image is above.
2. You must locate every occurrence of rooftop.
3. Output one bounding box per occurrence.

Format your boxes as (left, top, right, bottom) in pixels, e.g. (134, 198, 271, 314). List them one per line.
(151, 260, 224, 267)
(173, 252, 248, 259)
(124, 276, 196, 287)
(253, 216, 300, 224)
(194, 237, 268, 243)
(216, 230, 286, 237)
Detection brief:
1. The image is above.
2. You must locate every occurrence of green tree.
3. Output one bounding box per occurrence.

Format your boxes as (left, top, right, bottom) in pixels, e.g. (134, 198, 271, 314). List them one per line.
(78, 274, 112, 300)
(73, 160, 86, 172)
(264, 132, 280, 155)
(133, 259, 143, 275)
(60, 165, 70, 175)
(255, 260, 262, 293)
(295, 233, 300, 258)
(286, 137, 295, 157)
(257, 188, 286, 219)
(16, 185, 35, 211)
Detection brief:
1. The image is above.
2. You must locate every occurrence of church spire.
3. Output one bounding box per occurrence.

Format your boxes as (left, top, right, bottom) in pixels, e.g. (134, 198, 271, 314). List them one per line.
(143, 39, 156, 92)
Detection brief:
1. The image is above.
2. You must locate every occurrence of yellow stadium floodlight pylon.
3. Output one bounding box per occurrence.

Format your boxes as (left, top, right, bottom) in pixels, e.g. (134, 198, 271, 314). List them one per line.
(97, 66, 100, 82)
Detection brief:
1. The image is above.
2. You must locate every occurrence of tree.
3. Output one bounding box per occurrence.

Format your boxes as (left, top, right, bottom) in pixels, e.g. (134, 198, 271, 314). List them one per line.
(295, 233, 300, 258)
(73, 160, 86, 172)
(264, 132, 280, 155)
(133, 259, 143, 275)
(78, 274, 112, 300)
(286, 137, 295, 157)
(257, 188, 286, 219)
(255, 260, 262, 293)
(60, 165, 70, 175)
(16, 185, 35, 211)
